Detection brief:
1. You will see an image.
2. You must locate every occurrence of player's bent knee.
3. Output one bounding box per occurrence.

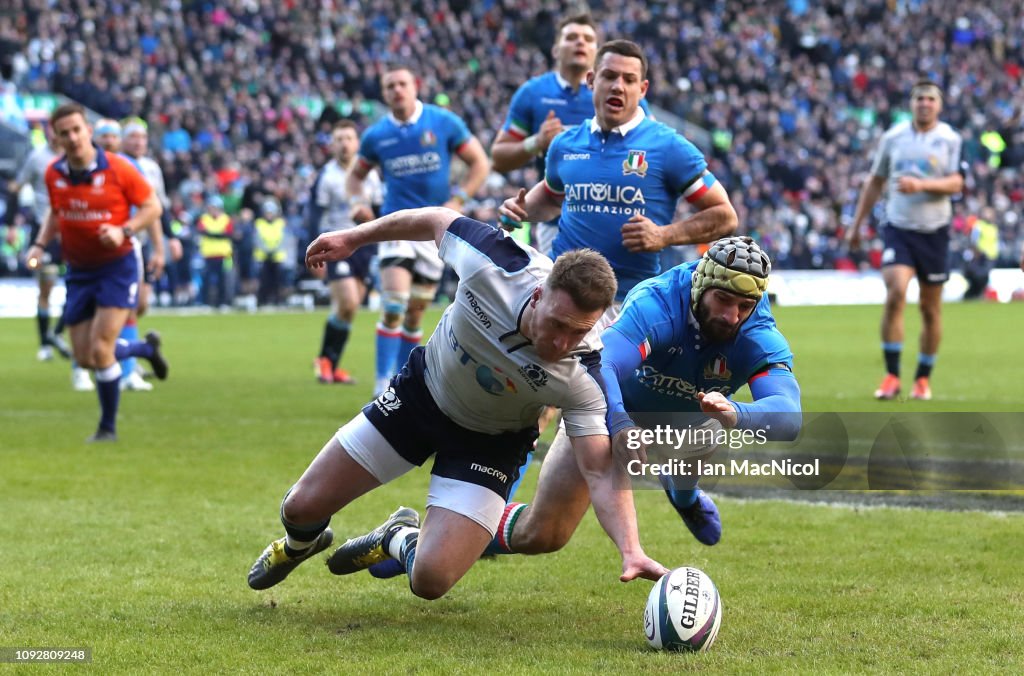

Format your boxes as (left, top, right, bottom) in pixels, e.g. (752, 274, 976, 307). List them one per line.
(281, 488, 328, 525)
(409, 568, 456, 601)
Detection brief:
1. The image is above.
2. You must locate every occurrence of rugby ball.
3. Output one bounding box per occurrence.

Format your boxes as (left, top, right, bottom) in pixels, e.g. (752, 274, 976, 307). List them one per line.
(643, 566, 722, 652)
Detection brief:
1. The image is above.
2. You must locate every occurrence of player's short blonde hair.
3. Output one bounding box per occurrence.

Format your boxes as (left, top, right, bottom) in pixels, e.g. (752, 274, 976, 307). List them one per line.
(547, 248, 616, 313)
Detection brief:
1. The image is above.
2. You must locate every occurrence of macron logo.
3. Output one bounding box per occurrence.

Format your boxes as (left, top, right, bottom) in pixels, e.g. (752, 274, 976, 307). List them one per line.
(470, 463, 508, 483)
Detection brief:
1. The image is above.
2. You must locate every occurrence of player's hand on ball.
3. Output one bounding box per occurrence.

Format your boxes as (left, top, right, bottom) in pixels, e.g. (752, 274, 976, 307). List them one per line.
(620, 552, 670, 583)
(498, 188, 528, 231)
(698, 391, 738, 429)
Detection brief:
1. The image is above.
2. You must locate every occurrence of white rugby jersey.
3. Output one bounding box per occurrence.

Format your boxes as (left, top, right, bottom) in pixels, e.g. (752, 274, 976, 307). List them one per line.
(423, 217, 609, 437)
(315, 159, 382, 233)
(870, 120, 964, 232)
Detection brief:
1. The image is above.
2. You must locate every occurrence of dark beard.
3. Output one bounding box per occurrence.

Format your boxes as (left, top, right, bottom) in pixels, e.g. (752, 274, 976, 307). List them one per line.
(696, 303, 740, 343)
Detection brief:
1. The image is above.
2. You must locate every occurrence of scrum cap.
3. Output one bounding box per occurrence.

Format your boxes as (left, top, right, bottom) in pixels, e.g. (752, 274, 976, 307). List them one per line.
(690, 236, 771, 312)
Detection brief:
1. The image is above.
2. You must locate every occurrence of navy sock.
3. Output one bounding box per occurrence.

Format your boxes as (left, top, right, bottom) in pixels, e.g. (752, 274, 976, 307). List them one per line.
(320, 316, 351, 366)
(883, 342, 902, 377)
(36, 309, 51, 345)
(95, 363, 123, 433)
(914, 353, 936, 380)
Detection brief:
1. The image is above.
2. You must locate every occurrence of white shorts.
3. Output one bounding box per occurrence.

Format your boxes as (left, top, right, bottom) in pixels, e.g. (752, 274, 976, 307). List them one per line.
(336, 412, 507, 536)
(378, 239, 445, 281)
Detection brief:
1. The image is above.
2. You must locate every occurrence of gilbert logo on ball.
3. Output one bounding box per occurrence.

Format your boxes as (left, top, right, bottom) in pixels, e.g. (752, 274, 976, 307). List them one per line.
(644, 566, 722, 652)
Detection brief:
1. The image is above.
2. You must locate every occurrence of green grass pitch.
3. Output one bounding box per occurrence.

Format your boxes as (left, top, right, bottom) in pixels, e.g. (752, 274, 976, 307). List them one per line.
(1, 301, 1022, 673)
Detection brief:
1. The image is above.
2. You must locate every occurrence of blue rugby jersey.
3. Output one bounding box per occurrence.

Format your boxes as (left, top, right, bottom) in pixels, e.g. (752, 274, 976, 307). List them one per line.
(605, 261, 794, 415)
(358, 101, 472, 214)
(544, 111, 714, 299)
(501, 72, 650, 175)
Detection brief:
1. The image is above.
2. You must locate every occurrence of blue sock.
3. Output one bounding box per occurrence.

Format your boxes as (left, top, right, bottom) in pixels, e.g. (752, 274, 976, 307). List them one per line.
(114, 337, 155, 361)
(667, 488, 698, 509)
(505, 451, 533, 503)
(376, 324, 402, 381)
(396, 327, 423, 372)
(95, 363, 123, 432)
(118, 323, 139, 382)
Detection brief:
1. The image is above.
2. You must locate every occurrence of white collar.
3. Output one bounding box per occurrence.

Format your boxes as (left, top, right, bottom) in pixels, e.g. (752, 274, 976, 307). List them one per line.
(589, 107, 646, 137)
(388, 100, 424, 126)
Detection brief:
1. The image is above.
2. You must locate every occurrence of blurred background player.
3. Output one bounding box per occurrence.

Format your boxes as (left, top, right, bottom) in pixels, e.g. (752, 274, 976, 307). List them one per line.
(307, 120, 383, 384)
(490, 12, 600, 256)
(848, 80, 966, 401)
(346, 64, 490, 395)
(498, 39, 737, 502)
(120, 116, 181, 388)
(7, 126, 73, 361)
(26, 104, 168, 442)
(94, 118, 153, 391)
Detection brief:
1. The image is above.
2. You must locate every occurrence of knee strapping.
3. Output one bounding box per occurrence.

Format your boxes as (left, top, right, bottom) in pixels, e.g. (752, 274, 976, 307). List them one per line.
(382, 291, 410, 316)
(410, 284, 436, 302)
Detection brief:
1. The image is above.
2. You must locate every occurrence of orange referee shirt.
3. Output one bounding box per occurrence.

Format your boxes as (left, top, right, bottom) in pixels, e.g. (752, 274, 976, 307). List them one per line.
(45, 146, 153, 269)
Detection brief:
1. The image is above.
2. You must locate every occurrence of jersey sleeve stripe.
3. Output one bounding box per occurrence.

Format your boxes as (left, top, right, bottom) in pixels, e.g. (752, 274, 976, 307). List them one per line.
(447, 216, 531, 273)
(682, 170, 716, 203)
(638, 338, 651, 360)
(543, 178, 564, 196)
(506, 122, 529, 140)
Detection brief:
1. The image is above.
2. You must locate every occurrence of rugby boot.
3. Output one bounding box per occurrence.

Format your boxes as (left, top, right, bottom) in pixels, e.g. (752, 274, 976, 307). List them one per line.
(247, 529, 334, 590)
(326, 507, 419, 575)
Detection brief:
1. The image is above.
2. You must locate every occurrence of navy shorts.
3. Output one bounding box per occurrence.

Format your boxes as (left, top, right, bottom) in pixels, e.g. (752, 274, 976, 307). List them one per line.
(63, 252, 139, 326)
(881, 224, 950, 284)
(361, 347, 538, 500)
(326, 244, 376, 284)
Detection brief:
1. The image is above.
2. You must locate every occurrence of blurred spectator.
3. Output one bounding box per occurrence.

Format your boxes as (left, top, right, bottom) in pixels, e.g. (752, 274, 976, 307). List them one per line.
(197, 195, 233, 309)
(254, 199, 286, 306)
(0, 0, 1021, 273)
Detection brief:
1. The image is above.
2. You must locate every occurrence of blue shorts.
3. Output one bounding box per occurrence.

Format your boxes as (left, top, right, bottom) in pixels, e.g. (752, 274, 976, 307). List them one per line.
(326, 244, 376, 284)
(63, 252, 139, 326)
(361, 347, 538, 499)
(881, 224, 950, 284)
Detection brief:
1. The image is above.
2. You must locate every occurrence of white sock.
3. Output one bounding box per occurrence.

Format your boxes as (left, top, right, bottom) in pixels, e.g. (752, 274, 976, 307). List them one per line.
(387, 526, 418, 560)
(285, 535, 315, 552)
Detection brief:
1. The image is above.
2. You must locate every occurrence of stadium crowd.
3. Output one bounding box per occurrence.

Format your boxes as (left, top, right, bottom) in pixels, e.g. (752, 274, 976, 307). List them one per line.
(2, 0, 1023, 302)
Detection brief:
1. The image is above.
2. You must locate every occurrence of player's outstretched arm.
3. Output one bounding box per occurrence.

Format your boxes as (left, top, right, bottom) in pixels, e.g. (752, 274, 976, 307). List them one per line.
(569, 434, 668, 582)
(306, 207, 460, 270)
